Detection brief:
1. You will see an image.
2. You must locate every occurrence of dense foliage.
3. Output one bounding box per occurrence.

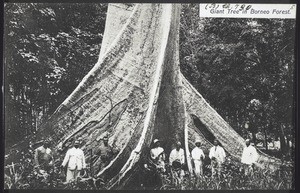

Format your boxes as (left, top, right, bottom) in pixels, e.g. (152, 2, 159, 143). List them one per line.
(180, 4, 295, 156)
(160, 157, 293, 190)
(4, 3, 108, 147)
(4, 146, 294, 189)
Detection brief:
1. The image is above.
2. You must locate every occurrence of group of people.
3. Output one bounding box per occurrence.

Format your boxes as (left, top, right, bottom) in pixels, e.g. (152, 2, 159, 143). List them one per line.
(34, 136, 114, 183)
(34, 136, 259, 185)
(149, 138, 259, 179)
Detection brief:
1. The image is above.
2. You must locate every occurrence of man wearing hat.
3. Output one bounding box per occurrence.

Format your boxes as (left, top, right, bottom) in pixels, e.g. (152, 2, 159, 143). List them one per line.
(169, 141, 185, 179)
(191, 140, 205, 177)
(97, 135, 114, 170)
(34, 139, 53, 172)
(241, 139, 258, 176)
(169, 142, 185, 167)
(61, 140, 86, 183)
(209, 139, 226, 178)
(150, 139, 166, 172)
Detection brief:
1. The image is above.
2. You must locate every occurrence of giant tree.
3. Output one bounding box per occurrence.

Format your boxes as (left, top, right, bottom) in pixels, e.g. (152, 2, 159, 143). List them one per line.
(6, 4, 287, 189)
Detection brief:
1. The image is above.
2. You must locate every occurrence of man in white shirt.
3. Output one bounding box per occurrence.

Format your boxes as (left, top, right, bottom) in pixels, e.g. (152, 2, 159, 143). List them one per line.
(191, 140, 205, 177)
(169, 141, 185, 178)
(150, 139, 166, 172)
(61, 140, 86, 183)
(241, 139, 258, 176)
(169, 142, 185, 167)
(209, 139, 226, 178)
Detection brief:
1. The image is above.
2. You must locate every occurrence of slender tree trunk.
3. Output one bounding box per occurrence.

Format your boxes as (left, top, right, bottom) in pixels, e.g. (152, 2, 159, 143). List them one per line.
(252, 131, 257, 146)
(263, 128, 268, 150)
(280, 125, 287, 157)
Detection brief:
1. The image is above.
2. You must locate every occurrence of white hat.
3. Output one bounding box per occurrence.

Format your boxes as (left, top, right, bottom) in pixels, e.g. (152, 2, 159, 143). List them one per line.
(74, 140, 80, 145)
(245, 139, 250, 142)
(153, 139, 160, 144)
(195, 140, 201, 144)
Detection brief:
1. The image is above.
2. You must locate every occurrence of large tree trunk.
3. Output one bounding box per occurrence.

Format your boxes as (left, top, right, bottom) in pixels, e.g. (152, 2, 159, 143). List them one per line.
(9, 3, 283, 189)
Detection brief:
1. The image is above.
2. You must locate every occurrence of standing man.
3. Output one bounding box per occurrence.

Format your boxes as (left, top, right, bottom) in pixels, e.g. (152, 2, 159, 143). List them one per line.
(61, 140, 86, 183)
(150, 139, 166, 173)
(98, 136, 114, 170)
(209, 139, 226, 178)
(191, 140, 205, 177)
(34, 139, 53, 173)
(241, 139, 258, 176)
(169, 141, 185, 179)
(169, 142, 185, 167)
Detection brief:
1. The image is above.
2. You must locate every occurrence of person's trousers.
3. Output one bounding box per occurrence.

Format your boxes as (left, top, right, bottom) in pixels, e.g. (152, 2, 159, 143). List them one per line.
(66, 168, 81, 183)
(193, 160, 203, 177)
(243, 164, 254, 176)
(211, 160, 222, 177)
(156, 160, 166, 173)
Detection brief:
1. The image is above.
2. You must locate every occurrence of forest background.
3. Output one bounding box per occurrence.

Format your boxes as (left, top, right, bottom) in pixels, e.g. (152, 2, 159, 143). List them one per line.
(4, 3, 296, 159)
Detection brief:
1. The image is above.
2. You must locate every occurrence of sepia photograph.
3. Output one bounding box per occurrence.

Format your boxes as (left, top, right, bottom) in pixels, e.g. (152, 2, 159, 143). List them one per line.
(3, 2, 297, 190)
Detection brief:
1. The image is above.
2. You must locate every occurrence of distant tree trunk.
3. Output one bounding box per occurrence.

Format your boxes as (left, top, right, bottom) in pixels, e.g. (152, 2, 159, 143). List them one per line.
(291, 131, 295, 148)
(280, 125, 287, 157)
(290, 132, 295, 158)
(263, 128, 268, 150)
(252, 131, 257, 146)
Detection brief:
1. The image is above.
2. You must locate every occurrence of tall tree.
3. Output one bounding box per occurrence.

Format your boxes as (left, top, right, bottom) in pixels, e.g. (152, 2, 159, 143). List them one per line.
(5, 4, 293, 189)
(31, 4, 282, 188)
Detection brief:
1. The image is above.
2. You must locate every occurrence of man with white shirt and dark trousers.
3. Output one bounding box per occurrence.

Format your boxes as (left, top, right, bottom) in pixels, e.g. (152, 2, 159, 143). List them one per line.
(191, 140, 205, 177)
(61, 140, 86, 183)
(209, 139, 226, 178)
(169, 141, 185, 179)
(169, 142, 185, 167)
(241, 139, 258, 176)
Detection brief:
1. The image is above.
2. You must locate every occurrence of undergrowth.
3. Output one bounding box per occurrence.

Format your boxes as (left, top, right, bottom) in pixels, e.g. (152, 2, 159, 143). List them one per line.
(4, 148, 294, 190)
